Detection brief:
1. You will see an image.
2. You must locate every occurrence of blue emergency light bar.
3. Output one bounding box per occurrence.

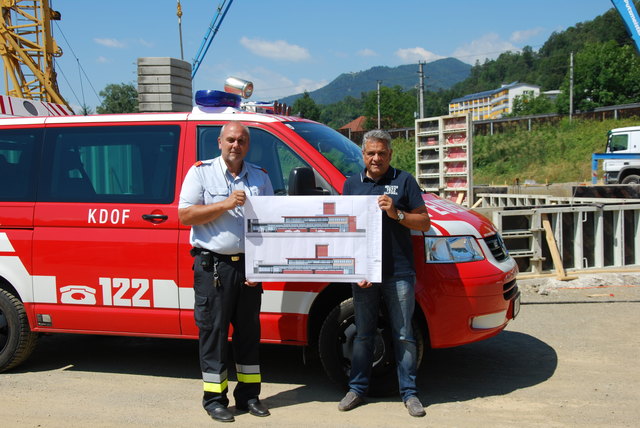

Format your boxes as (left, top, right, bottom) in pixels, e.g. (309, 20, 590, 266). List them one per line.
(195, 90, 241, 108)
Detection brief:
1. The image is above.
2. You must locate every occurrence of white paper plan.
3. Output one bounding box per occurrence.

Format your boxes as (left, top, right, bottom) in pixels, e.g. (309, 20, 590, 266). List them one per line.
(244, 195, 382, 283)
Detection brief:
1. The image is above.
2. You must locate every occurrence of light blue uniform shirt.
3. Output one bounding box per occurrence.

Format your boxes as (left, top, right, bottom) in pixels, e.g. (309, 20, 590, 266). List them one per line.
(179, 156, 274, 254)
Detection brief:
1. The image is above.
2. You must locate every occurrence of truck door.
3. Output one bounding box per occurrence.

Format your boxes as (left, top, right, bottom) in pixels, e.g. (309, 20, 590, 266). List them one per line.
(605, 131, 639, 175)
(32, 124, 183, 335)
(0, 125, 43, 309)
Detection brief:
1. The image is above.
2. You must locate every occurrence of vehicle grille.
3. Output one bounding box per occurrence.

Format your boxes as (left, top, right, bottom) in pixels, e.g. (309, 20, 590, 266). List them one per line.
(484, 233, 509, 262)
(503, 279, 518, 300)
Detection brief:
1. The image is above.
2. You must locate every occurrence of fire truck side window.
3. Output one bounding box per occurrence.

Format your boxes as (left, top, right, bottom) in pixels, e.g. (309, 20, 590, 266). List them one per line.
(39, 125, 180, 203)
(0, 128, 43, 202)
(197, 125, 330, 196)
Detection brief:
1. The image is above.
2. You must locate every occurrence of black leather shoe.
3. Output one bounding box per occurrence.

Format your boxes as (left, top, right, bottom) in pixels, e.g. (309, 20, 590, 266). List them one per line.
(237, 398, 270, 417)
(206, 405, 235, 422)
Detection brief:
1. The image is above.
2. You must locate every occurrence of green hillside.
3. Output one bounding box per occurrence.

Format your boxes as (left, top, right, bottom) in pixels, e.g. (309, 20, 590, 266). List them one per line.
(388, 118, 640, 185)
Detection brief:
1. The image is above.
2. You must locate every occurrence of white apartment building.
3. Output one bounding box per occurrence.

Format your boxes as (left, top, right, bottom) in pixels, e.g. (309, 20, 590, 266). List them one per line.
(449, 82, 541, 120)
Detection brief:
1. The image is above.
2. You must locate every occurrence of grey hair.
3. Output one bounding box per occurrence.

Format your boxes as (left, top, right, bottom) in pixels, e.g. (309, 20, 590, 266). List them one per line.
(362, 129, 392, 151)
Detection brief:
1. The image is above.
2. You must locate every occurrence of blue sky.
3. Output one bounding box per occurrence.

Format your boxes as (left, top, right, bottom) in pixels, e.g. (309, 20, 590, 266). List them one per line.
(18, 0, 617, 111)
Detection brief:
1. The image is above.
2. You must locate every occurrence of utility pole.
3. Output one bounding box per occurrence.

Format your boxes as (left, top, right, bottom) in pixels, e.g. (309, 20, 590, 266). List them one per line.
(177, 0, 184, 60)
(377, 80, 382, 129)
(569, 52, 574, 122)
(418, 61, 425, 118)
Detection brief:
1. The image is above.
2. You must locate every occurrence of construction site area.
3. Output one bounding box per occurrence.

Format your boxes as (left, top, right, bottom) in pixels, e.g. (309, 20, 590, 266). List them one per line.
(1, 2, 640, 427)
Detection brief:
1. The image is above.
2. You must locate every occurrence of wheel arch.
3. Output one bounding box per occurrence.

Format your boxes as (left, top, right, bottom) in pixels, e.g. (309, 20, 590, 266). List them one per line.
(618, 167, 640, 183)
(0, 276, 21, 302)
(306, 283, 352, 348)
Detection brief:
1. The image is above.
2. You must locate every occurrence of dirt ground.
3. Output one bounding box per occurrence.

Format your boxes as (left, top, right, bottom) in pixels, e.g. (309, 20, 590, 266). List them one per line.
(1, 273, 639, 427)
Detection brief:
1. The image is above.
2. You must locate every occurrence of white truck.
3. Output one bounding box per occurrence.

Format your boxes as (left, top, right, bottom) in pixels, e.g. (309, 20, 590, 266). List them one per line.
(603, 126, 640, 184)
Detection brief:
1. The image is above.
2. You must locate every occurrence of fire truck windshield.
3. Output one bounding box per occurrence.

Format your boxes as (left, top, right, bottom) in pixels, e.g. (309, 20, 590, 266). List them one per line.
(285, 122, 364, 178)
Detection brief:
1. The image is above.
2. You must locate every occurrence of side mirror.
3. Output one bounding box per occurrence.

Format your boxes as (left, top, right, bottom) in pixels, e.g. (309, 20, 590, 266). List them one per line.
(288, 167, 328, 195)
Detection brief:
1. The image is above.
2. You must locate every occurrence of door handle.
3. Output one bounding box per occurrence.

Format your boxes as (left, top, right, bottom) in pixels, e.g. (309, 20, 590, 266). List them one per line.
(142, 214, 169, 223)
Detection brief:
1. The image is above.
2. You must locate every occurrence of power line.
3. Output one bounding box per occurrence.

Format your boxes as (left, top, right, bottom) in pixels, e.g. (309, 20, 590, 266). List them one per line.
(52, 20, 102, 105)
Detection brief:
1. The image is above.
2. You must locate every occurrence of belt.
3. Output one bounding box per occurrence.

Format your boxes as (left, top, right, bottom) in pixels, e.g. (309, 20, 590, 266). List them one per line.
(191, 247, 244, 262)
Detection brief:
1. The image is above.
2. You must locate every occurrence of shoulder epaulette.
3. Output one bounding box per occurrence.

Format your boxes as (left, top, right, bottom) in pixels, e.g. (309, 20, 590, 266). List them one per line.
(194, 160, 213, 167)
(250, 164, 268, 174)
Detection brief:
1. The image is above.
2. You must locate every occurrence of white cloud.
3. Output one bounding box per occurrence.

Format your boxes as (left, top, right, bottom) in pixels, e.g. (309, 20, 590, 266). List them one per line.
(138, 38, 154, 48)
(96, 56, 110, 63)
(395, 47, 444, 63)
(510, 27, 544, 43)
(452, 33, 518, 64)
(357, 48, 377, 57)
(94, 38, 126, 48)
(240, 37, 310, 61)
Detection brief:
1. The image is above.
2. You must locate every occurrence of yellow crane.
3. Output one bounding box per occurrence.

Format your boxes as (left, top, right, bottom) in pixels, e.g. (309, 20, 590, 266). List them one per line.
(0, 0, 70, 109)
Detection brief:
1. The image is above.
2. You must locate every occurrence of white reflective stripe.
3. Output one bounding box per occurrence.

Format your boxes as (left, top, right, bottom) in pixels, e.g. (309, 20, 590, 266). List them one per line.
(202, 370, 227, 383)
(261, 290, 317, 314)
(0, 255, 34, 303)
(152, 279, 180, 309)
(236, 364, 260, 374)
(178, 288, 318, 314)
(33, 276, 57, 303)
(0, 232, 15, 252)
(429, 220, 482, 238)
(179, 287, 195, 309)
(471, 310, 507, 329)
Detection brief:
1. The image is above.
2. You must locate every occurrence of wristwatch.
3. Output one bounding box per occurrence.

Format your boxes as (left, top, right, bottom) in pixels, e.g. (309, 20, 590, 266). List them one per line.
(396, 210, 405, 222)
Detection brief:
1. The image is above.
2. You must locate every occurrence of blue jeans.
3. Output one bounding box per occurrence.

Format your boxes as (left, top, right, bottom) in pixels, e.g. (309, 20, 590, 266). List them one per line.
(348, 276, 418, 401)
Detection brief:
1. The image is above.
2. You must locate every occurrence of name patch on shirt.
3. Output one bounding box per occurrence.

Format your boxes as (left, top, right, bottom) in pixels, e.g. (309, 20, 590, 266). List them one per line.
(384, 185, 399, 195)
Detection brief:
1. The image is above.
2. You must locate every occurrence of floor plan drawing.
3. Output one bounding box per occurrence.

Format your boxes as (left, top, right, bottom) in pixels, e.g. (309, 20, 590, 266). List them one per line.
(244, 195, 381, 283)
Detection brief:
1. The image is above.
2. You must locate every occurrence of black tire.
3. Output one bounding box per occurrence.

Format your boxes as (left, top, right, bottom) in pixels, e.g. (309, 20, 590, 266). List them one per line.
(621, 174, 640, 184)
(0, 288, 38, 372)
(318, 297, 424, 397)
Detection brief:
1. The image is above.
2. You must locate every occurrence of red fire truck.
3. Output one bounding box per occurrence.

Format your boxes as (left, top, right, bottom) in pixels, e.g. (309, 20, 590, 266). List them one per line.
(0, 87, 519, 394)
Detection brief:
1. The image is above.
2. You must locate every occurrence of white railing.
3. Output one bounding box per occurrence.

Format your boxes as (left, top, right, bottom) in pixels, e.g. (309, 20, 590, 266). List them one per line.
(473, 194, 640, 275)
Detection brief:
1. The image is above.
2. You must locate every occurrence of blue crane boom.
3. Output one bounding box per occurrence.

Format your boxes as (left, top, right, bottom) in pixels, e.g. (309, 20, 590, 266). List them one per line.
(611, 0, 640, 53)
(191, 0, 234, 78)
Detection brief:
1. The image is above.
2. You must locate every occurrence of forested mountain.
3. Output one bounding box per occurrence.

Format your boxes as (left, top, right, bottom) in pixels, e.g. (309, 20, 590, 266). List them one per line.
(288, 2, 640, 129)
(279, 58, 471, 106)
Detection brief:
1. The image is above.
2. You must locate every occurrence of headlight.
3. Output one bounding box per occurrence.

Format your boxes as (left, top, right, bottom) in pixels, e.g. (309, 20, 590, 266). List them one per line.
(425, 236, 484, 263)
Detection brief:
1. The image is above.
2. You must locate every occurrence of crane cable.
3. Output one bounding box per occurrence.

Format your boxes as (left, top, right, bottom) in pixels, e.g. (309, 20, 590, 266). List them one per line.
(52, 20, 102, 109)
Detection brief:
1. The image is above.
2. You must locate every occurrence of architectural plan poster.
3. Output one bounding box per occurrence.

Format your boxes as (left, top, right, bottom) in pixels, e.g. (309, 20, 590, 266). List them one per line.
(244, 195, 382, 283)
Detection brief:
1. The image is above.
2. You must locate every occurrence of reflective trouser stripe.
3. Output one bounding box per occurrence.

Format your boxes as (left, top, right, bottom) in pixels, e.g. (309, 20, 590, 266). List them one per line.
(236, 364, 261, 384)
(202, 371, 228, 392)
(236, 373, 261, 383)
(203, 379, 228, 393)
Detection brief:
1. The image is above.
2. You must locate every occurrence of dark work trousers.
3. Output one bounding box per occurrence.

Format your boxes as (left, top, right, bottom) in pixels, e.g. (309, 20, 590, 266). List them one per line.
(192, 251, 262, 411)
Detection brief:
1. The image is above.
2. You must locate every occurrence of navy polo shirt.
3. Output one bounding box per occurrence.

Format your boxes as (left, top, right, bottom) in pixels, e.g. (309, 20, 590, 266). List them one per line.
(343, 167, 425, 280)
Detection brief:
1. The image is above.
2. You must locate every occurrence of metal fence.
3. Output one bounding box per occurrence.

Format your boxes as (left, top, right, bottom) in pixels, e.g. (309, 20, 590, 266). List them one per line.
(475, 193, 640, 275)
(337, 103, 640, 143)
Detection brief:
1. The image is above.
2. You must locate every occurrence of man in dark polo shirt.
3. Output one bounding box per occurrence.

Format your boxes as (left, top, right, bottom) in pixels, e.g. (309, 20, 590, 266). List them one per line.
(338, 130, 430, 417)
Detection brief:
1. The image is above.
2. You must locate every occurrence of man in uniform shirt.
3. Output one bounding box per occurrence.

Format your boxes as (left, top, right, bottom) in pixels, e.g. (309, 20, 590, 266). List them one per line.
(179, 122, 273, 423)
(338, 130, 430, 417)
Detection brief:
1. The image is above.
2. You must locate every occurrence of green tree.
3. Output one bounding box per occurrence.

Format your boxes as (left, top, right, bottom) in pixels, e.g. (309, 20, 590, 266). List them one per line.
(506, 93, 556, 117)
(292, 91, 320, 121)
(557, 41, 640, 113)
(79, 104, 94, 115)
(96, 83, 138, 114)
(319, 95, 365, 128)
(363, 85, 415, 129)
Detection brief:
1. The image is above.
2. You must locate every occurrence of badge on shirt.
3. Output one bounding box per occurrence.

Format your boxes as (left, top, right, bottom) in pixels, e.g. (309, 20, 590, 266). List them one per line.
(385, 185, 399, 195)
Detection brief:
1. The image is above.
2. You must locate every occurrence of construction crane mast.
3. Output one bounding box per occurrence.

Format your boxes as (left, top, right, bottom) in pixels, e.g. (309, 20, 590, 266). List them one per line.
(0, 0, 70, 109)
